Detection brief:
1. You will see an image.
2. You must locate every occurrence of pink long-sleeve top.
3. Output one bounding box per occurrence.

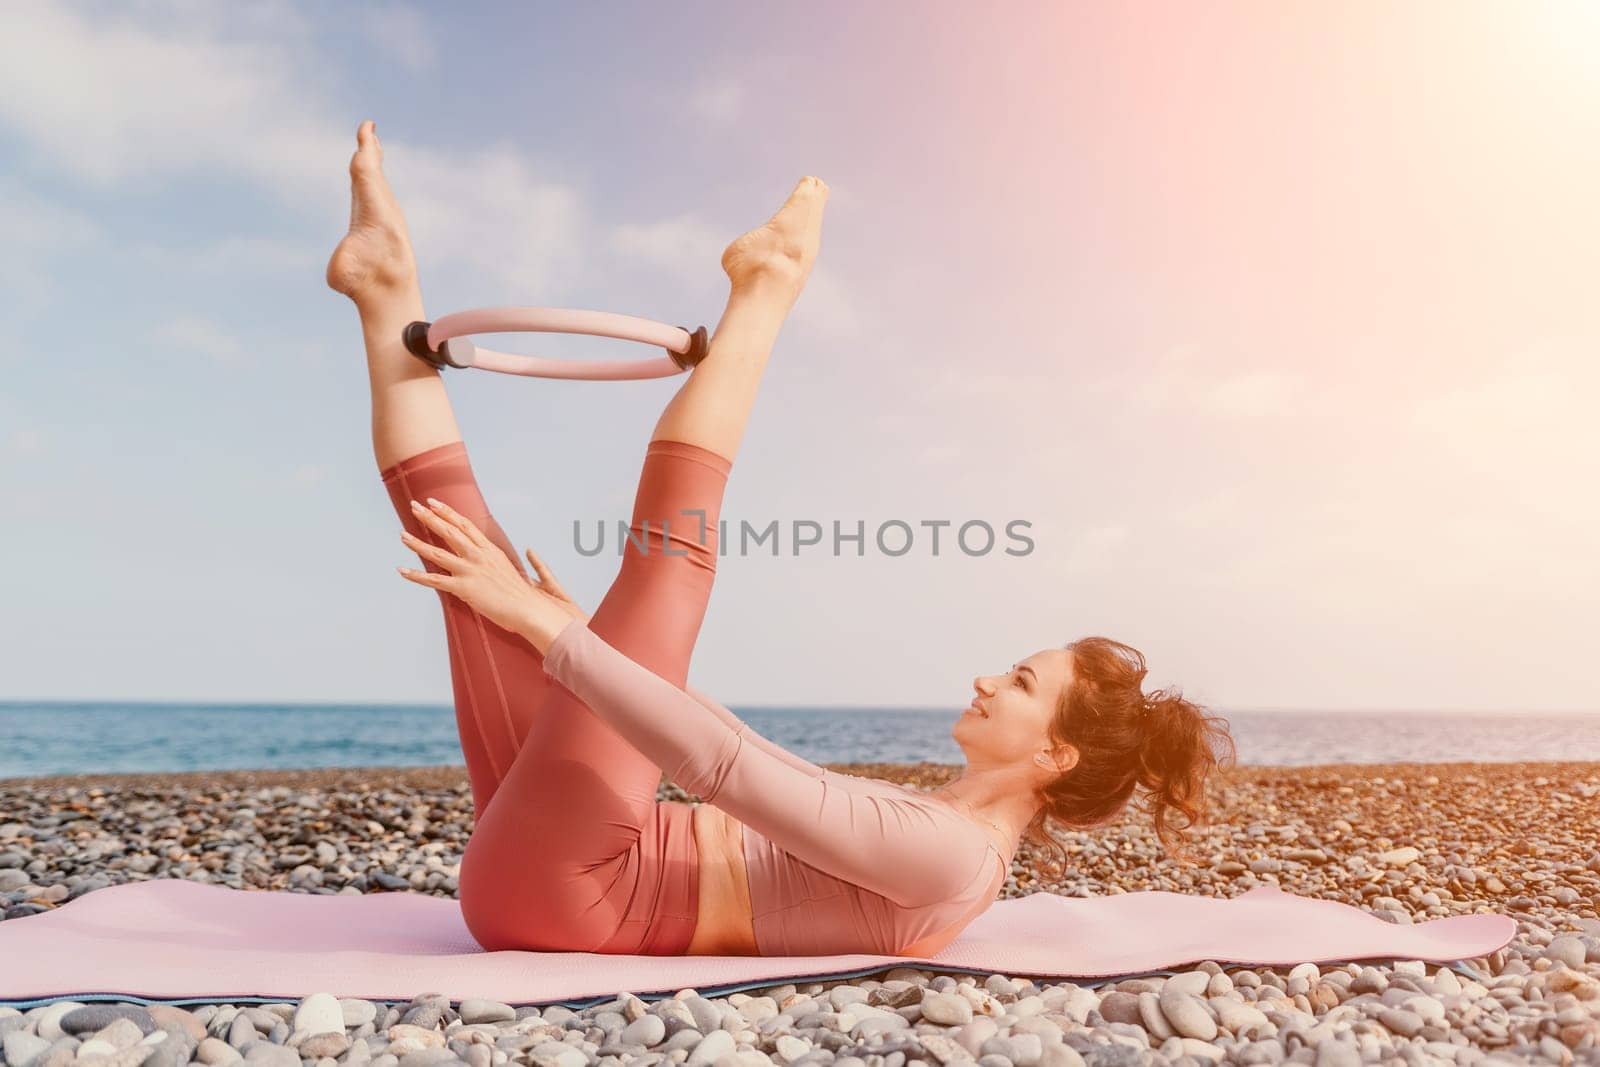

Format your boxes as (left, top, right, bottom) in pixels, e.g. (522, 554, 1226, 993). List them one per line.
(542, 618, 1011, 957)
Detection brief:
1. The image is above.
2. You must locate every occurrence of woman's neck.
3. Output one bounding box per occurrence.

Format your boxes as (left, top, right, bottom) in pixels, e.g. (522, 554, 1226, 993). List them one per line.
(935, 766, 1040, 847)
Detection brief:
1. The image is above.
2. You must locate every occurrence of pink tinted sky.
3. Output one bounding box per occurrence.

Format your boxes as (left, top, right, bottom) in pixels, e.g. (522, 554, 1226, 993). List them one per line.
(0, 1, 1594, 711)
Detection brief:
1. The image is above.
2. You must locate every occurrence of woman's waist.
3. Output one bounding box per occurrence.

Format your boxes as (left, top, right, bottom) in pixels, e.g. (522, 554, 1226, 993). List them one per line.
(688, 803, 759, 955)
(739, 832, 1004, 957)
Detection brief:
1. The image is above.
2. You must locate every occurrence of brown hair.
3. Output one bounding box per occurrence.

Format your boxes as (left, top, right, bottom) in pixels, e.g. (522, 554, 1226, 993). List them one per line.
(1021, 636, 1237, 878)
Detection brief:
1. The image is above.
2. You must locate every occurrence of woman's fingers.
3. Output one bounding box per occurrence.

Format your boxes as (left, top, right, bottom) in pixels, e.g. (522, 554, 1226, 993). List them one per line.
(400, 530, 455, 571)
(419, 497, 491, 550)
(524, 547, 573, 599)
(409, 499, 475, 555)
(524, 546, 555, 584)
(397, 565, 452, 591)
(528, 550, 553, 585)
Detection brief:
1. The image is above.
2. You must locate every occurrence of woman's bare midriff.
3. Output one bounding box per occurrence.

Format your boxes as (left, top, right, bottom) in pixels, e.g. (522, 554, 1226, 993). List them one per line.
(685, 803, 760, 955)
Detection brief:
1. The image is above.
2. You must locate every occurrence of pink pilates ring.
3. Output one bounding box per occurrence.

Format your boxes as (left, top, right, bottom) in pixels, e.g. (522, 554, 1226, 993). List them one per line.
(402, 308, 710, 380)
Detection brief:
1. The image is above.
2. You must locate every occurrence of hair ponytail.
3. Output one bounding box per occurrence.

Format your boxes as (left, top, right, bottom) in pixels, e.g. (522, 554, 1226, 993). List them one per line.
(1021, 638, 1237, 878)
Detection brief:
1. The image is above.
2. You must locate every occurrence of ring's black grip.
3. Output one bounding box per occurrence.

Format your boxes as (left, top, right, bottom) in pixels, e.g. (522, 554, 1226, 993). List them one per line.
(669, 325, 710, 371)
(402, 321, 449, 369)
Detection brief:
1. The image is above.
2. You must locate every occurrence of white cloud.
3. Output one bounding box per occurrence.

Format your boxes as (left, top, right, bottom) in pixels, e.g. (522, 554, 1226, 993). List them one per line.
(1, 4, 858, 340)
(0, 3, 312, 190)
(609, 214, 859, 339)
(0, 1, 589, 303)
(875, 364, 1056, 439)
(396, 141, 590, 301)
(789, 264, 859, 339)
(1128, 343, 1307, 418)
(1200, 369, 1303, 417)
(287, 462, 331, 487)
(610, 215, 726, 271)
(150, 315, 248, 365)
(0, 177, 103, 313)
(7, 428, 47, 458)
(689, 77, 744, 124)
(1411, 346, 1593, 486)
(131, 235, 321, 276)
(1047, 522, 1130, 576)
(359, 5, 436, 72)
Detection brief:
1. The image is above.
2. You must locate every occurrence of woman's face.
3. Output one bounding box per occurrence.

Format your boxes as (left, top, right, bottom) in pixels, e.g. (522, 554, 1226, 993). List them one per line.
(954, 648, 1074, 766)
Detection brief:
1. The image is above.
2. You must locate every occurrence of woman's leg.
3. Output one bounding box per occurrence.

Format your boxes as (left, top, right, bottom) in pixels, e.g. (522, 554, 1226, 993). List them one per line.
(648, 176, 829, 466)
(458, 180, 830, 956)
(329, 121, 554, 817)
(328, 121, 463, 470)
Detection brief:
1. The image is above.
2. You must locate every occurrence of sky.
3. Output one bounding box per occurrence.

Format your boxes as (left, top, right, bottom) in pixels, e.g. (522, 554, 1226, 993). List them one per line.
(1, 1, 1596, 713)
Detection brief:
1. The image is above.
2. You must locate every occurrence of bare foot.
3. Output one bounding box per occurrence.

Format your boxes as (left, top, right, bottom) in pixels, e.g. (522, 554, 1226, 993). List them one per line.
(326, 120, 419, 304)
(721, 176, 829, 298)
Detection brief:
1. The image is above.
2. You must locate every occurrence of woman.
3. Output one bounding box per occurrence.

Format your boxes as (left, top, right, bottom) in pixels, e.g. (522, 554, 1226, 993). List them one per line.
(327, 121, 1236, 959)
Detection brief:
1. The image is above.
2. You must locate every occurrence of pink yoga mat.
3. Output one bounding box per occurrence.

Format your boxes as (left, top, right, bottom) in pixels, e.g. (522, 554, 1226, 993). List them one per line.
(0, 879, 1515, 1009)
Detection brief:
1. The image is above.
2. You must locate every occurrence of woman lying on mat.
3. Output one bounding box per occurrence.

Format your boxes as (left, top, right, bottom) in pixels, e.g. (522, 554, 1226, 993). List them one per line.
(327, 121, 1237, 958)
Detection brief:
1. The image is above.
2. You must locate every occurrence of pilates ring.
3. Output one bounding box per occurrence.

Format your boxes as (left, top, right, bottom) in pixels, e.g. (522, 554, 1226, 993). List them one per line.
(401, 308, 710, 381)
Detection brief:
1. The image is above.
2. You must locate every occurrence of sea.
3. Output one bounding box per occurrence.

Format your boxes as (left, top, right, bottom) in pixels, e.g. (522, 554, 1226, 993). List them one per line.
(1, 703, 1597, 780)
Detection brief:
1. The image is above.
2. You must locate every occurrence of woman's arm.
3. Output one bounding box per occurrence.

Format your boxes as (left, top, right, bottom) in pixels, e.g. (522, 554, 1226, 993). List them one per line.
(535, 617, 976, 908)
(534, 599, 825, 780)
(681, 682, 828, 780)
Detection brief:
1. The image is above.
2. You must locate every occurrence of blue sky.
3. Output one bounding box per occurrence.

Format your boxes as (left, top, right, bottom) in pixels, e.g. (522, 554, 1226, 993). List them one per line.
(2, 1, 1596, 712)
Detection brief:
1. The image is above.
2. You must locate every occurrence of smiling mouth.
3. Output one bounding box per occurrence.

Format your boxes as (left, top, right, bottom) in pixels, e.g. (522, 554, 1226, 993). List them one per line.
(965, 703, 989, 718)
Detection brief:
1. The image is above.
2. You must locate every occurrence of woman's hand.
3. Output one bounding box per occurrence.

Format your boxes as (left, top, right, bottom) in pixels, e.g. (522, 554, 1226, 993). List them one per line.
(396, 497, 582, 654)
(520, 542, 590, 626)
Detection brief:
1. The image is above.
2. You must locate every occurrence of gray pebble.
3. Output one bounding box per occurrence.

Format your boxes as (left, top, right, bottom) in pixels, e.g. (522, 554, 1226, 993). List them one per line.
(1312, 1039, 1360, 1067)
(457, 1001, 515, 1026)
(95, 1018, 149, 1051)
(399, 1049, 458, 1067)
(3, 1031, 52, 1067)
(1157, 991, 1216, 1042)
(773, 1036, 810, 1064)
(300, 1032, 352, 1058)
(1376, 1008, 1423, 1038)
(683, 998, 723, 1036)
(242, 1043, 299, 1067)
(1041, 1045, 1085, 1067)
(295, 993, 345, 1037)
(60, 1006, 158, 1038)
(685, 1030, 736, 1067)
(1545, 934, 1587, 968)
(983, 1034, 1043, 1067)
(919, 993, 973, 1027)
(146, 1007, 205, 1046)
(342, 1001, 379, 1029)
(226, 1015, 257, 1049)
(528, 1043, 586, 1067)
(241, 1010, 280, 1034)
(1081, 1045, 1143, 1067)
(196, 1037, 242, 1065)
(661, 1030, 705, 1054)
(401, 1005, 445, 1030)
(141, 1033, 197, 1067)
(622, 1016, 667, 1048)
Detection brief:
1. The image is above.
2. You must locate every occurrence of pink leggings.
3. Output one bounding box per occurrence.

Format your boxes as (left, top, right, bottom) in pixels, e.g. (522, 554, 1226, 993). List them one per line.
(380, 437, 732, 955)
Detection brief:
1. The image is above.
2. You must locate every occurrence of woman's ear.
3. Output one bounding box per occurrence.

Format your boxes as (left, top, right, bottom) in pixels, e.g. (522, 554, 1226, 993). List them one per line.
(1035, 744, 1076, 775)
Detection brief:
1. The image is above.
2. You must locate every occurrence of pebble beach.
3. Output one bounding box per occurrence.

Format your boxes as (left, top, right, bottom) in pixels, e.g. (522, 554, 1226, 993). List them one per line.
(1, 761, 1597, 1067)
